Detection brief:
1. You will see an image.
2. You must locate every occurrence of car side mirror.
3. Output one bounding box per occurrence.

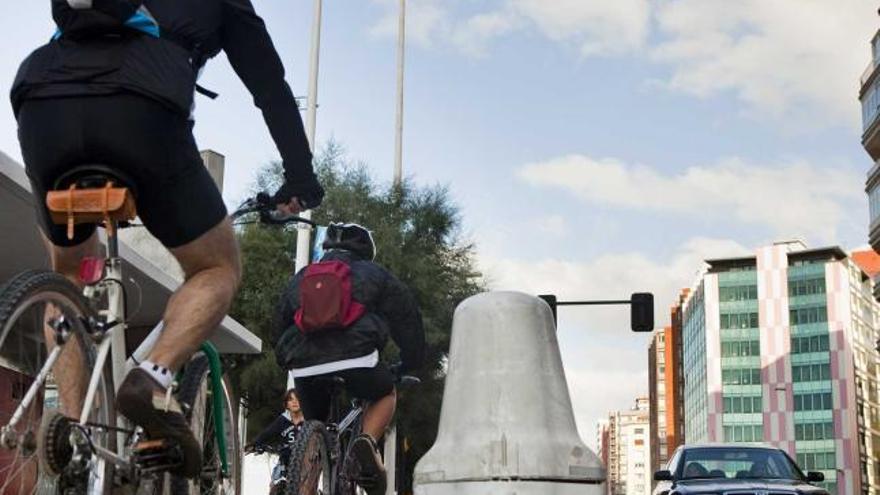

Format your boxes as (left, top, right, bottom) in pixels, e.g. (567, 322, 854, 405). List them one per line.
(654, 470, 673, 481)
(631, 293, 654, 332)
(806, 471, 824, 482)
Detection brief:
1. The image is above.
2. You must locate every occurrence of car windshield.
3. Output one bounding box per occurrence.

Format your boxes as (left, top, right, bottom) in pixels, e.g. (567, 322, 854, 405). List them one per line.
(679, 447, 804, 481)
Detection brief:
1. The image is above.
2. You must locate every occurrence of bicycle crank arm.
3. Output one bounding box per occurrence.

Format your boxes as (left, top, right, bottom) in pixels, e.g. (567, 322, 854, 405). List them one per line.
(92, 443, 132, 472)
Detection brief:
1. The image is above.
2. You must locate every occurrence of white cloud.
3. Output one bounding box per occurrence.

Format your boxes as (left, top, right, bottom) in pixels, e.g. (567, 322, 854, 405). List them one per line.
(369, 0, 651, 57)
(517, 154, 863, 244)
(651, 0, 878, 127)
(369, 0, 451, 47)
(370, 0, 876, 127)
(510, 0, 650, 56)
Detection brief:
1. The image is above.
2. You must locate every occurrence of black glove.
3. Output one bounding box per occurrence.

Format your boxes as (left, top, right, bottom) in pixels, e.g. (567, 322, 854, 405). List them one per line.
(273, 174, 324, 210)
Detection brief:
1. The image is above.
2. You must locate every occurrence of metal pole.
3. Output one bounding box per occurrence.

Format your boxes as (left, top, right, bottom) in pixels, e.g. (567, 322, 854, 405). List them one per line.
(393, 0, 405, 186)
(384, 425, 397, 495)
(291, 0, 322, 391)
(294, 0, 322, 274)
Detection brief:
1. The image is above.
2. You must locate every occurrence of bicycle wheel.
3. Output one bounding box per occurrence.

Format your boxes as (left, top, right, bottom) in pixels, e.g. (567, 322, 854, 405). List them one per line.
(0, 270, 115, 495)
(285, 421, 330, 495)
(170, 356, 241, 495)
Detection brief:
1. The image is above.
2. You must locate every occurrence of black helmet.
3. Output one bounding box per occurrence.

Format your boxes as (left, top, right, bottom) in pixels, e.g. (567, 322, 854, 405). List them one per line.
(322, 223, 376, 260)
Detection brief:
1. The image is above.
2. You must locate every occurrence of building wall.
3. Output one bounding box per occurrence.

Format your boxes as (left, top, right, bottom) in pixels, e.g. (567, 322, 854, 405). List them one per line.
(606, 400, 651, 495)
(665, 291, 688, 458)
(681, 245, 880, 495)
(718, 268, 764, 446)
(756, 244, 794, 453)
(649, 331, 668, 476)
(683, 284, 709, 443)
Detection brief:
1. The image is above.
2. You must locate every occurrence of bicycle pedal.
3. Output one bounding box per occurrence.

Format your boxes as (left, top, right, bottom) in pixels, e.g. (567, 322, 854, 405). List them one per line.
(132, 439, 183, 474)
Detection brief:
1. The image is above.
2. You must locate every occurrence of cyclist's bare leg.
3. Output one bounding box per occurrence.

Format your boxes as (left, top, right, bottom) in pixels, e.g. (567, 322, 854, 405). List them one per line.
(41, 231, 100, 419)
(362, 389, 396, 442)
(148, 218, 241, 371)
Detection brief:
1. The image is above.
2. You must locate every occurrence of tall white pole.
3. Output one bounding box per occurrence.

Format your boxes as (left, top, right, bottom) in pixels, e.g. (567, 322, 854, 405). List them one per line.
(295, 0, 322, 274)
(291, 0, 322, 391)
(393, 0, 405, 186)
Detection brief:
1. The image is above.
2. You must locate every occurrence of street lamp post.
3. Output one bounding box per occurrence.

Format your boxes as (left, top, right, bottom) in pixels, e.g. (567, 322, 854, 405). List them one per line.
(294, 0, 323, 275)
(393, 0, 405, 186)
(290, 0, 323, 391)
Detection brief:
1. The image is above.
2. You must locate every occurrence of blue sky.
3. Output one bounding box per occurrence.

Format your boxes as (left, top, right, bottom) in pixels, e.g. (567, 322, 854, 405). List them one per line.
(1, 0, 877, 450)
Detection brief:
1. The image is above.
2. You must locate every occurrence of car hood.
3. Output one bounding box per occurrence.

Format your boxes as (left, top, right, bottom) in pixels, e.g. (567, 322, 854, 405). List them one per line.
(673, 478, 824, 493)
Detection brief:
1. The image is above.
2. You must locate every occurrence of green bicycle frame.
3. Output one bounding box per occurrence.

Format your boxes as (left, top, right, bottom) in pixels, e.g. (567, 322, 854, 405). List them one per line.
(200, 342, 229, 476)
(174, 342, 228, 476)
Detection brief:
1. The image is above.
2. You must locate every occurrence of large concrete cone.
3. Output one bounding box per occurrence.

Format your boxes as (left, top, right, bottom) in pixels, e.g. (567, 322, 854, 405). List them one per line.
(414, 291, 605, 495)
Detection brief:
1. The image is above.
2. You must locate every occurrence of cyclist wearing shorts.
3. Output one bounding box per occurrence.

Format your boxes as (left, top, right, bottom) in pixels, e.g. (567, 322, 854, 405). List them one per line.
(273, 223, 425, 495)
(10, 0, 323, 478)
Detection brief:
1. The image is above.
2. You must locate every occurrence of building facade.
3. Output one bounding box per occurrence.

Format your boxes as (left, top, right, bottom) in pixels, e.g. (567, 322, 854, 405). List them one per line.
(604, 398, 652, 495)
(649, 331, 668, 478)
(681, 242, 880, 495)
(861, 27, 880, 284)
(665, 290, 688, 459)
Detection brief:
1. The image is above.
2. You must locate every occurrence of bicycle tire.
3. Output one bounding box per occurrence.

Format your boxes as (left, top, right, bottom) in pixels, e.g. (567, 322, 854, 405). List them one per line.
(0, 270, 115, 495)
(285, 420, 331, 495)
(170, 356, 241, 495)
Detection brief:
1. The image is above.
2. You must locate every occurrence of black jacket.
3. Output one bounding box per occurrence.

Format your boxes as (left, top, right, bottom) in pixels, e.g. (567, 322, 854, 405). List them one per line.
(10, 0, 314, 185)
(252, 412, 302, 467)
(273, 250, 426, 372)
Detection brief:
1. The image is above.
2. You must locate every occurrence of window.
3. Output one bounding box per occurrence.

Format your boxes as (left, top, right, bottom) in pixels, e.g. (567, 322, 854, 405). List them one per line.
(722, 368, 762, 385)
(791, 335, 829, 354)
(794, 392, 832, 411)
(723, 395, 763, 413)
(788, 278, 826, 297)
(719, 285, 758, 302)
(721, 312, 760, 329)
(789, 306, 827, 325)
(792, 363, 831, 383)
(721, 340, 761, 357)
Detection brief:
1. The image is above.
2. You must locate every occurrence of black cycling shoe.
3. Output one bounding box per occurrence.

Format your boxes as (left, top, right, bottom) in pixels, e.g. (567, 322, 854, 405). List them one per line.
(115, 369, 202, 478)
(351, 434, 386, 495)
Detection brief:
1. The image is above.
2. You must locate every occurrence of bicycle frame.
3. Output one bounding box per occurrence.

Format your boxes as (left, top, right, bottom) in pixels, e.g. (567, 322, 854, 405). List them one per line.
(4, 227, 230, 476)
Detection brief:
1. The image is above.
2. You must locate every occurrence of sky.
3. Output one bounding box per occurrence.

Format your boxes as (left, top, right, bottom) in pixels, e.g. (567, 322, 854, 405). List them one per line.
(0, 0, 878, 457)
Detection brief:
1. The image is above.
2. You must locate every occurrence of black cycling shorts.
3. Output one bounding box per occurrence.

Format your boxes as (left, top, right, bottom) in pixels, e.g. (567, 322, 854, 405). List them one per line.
(294, 365, 395, 422)
(17, 93, 227, 248)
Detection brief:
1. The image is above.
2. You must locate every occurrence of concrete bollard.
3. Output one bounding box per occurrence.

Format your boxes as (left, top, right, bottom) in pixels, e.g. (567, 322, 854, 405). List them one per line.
(414, 291, 606, 495)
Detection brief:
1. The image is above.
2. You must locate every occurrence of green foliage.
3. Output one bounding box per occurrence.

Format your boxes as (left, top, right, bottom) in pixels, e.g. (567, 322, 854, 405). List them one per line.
(228, 141, 483, 479)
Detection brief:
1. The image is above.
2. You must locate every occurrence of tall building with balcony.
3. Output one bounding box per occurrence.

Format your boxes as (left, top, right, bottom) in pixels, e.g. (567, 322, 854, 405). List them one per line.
(861, 27, 880, 297)
(681, 242, 880, 495)
(649, 331, 669, 479)
(604, 398, 652, 495)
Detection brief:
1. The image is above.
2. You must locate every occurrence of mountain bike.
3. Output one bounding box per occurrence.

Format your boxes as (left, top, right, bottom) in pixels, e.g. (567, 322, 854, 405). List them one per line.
(0, 166, 240, 494)
(285, 374, 420, 495)
(231, 195, 421, 495)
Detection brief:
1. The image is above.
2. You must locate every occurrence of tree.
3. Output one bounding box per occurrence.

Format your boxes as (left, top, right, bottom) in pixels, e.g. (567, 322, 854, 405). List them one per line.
(228, 141, 483, 482)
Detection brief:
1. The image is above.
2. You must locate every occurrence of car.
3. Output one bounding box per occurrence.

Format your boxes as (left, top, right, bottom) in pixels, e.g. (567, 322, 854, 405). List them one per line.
(653, 444, 829, 495)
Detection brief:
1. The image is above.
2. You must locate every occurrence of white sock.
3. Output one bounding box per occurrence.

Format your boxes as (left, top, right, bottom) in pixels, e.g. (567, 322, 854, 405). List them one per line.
(139, 360, 173, 389)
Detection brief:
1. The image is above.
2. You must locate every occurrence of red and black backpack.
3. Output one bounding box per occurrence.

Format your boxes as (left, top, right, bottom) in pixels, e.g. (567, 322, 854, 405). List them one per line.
(295, 260, 366, 334)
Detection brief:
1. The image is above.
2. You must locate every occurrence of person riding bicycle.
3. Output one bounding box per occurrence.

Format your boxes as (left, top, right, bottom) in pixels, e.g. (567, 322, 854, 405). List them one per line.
(245, 388, 305, 488)
(10, 0, 323, 479)
(273, 223, 425, 495)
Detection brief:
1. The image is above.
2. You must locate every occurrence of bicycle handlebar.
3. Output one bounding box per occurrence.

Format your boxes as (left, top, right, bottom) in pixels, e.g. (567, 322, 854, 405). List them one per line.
(231, 193, 317, 228)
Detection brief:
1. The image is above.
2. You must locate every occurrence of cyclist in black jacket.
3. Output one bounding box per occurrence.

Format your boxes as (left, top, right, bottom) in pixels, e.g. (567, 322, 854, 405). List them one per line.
(11, 0, 323, 479)
(246, 389, 304, 488)
(274, 224, 425, 495)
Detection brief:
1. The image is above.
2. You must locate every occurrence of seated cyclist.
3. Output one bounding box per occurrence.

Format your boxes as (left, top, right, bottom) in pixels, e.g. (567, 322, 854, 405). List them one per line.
(273, 223, 425, 495)
(11, 0, 323, 479)
(245, 389, 305, 488)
